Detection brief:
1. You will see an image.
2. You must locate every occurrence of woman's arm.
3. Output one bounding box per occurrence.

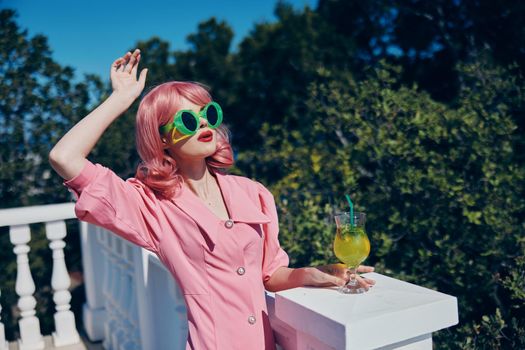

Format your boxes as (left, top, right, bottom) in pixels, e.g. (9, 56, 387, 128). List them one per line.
(264, 264, 376, 292)
(264, 267, 310, 292)
(49, 49, 147, 180)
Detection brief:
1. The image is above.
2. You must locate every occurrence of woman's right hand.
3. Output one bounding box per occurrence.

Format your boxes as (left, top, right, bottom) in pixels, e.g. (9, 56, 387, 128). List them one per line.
(49, 49, 148, 180)
(110, 48, 148, 102)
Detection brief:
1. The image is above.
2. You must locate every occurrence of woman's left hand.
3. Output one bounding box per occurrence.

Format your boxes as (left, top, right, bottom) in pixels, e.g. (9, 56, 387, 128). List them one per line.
(303, 263, 376, 290)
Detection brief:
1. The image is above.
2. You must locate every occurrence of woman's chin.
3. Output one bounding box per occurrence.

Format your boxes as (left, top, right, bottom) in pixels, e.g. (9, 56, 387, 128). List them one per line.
(178, 141, 217, 159)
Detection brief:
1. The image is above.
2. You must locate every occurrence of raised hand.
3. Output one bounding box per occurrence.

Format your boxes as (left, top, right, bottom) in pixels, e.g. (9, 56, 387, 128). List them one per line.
(110, 48, 148, 102)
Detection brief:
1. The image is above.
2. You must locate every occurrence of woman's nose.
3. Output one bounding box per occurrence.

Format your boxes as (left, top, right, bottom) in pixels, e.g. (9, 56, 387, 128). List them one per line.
(199, 116, 208, 128)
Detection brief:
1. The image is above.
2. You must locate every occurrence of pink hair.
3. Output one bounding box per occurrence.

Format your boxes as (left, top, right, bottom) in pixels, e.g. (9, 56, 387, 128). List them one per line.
(135, 81, 234, 199)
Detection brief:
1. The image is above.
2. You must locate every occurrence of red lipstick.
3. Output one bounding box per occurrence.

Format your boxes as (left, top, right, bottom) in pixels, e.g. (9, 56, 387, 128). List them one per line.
(198, 130, 213, 142)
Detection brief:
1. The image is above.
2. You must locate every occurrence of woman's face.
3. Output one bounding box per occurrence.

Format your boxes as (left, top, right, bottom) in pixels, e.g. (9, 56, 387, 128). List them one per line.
(162, 97, 218, 161)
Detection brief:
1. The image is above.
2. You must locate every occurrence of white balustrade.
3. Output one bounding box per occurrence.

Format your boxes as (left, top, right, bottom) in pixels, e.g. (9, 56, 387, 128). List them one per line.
(267, 273, 459, 349)
(113, 239, 133, 350)
(45, 220, 81, 347)
(2, 203, 459, 350)
(109, 237, 123, 350)
(86, 229, 141, 350)
(9, 224, 45, 350)
(102, 234, 119, 350)
(80, 222, 106, 342)
(0, 203, 85, 350)
(81, 223, 189, 350)
(121, 244, 140, 350)
(129, 289, 141, 349)
(81, 221, 458, 350)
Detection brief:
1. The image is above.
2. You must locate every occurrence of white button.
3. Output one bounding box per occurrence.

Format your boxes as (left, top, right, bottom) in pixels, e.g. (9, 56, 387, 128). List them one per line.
(237, 267, 245, 275)
(224, 220, 234, 229)
(248, 315, 256, 325)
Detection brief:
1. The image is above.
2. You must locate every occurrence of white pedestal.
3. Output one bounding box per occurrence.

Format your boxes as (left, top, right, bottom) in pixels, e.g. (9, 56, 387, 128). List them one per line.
(17, 317, 44, 350)
(267, 272, 459, 350)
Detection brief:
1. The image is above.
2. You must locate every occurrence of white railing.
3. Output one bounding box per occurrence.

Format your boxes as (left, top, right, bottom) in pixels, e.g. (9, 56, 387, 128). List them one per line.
(83, 221, 459, 350)
(2, 203, 459, 350)
(0, 203, 83, 350)
(81, 220, 188, 350)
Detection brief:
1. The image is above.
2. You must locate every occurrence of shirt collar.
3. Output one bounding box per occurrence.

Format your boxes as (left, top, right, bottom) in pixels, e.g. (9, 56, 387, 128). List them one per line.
(172, 171, 270, 245)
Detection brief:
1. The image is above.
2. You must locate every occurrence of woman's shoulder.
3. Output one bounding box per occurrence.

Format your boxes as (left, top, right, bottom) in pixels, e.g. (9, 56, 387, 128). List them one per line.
(223, 173, 255, 186)
(81, 160, 161, 203)
(220, 172, 271, 197)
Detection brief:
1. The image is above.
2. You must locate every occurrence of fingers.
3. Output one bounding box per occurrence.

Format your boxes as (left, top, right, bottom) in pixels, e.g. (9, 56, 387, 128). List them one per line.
(311, 264, 376, 289)
(350, 274, 376, 291)
(356, 265, 375, 273)
(319, 269, 345, 286)
(112, 49, 140, 74)
(322, 263, 348, 278)
(311, 267, 346, 287)
(118, 52, 132, 72)
(131, 51, 141, 76)
(127, 49, 140, 74)
(138, 68, 148, 88)
(111, 55, 126, 78)
(111, 52, 130, 75)
(336, 274, 347, 286)
(111, 57, 124, 71)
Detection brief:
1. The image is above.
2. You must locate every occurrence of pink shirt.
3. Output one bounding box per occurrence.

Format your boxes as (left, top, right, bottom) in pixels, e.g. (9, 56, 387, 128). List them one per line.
(64, 160, 290, 350)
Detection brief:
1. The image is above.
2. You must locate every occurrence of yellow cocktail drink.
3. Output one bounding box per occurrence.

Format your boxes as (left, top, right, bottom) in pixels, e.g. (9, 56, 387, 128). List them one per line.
(333, 211, 370, 294)
(334, 225, 370, 268)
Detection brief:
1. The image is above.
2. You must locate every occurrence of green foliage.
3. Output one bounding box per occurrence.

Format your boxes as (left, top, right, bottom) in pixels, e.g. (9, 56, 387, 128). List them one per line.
(262, 60, 525, 349)
(278, 192, 336, 266)
(500, 256, 525, 304)
(0, 9, 88, 340)
(0, 9, 102, 207)
(436, 301, 525, 350)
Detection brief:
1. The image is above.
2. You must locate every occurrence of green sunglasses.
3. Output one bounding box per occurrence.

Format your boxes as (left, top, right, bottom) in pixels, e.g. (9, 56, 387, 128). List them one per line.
(159, 102, 223, 144)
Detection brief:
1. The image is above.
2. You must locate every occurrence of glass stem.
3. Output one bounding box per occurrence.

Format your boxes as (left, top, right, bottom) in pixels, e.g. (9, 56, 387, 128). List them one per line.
(347, 266, 357, 287)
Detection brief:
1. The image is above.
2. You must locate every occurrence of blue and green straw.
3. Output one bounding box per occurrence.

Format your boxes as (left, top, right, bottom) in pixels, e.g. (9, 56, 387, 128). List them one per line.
(345, 194, 354, 227)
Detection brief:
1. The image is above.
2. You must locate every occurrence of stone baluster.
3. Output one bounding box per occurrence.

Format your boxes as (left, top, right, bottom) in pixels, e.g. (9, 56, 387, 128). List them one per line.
(0, 289, 8, 350)
(80, 222, 107, 341)
(109, 238, 122, 350)
(99, 230, 110, 349)
(9, 225, 44, 350)
(117, 273, 134, 350)
(111, 239, 127, 350)
(126, 244, 141, 350)
(128, 282, 141, 350)
(117, 243, 137, 350)
(102, 233, 118, 350)
(45, 220, 81, 347)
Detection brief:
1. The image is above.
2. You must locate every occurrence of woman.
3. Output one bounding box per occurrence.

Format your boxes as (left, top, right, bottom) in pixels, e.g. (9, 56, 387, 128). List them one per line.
(49, 49, 376, 350)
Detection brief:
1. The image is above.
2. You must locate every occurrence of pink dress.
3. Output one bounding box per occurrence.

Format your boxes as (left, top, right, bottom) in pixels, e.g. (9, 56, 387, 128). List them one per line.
(64, 159, 290, 350)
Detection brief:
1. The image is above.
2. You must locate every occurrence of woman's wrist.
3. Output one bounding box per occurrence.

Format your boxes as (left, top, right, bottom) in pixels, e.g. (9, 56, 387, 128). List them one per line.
(109, 91, 137, 109)
(300, 267, 315, 286)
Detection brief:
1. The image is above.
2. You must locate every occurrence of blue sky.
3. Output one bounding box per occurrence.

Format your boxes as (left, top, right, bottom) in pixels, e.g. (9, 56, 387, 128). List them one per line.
(3, 0, 316, 80)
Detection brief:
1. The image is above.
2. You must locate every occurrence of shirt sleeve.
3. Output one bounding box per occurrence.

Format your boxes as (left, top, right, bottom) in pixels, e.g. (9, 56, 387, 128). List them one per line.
(64, 159, 161, 253)
(256, 182, 290, 283)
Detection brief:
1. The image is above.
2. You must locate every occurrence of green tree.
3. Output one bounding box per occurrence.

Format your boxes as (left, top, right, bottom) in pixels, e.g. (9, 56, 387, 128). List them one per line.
(0, 9, 98, 339)
(257, 60, 524, 348)
(0, 9, 101, 208)
(172, 18, 238, 107)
